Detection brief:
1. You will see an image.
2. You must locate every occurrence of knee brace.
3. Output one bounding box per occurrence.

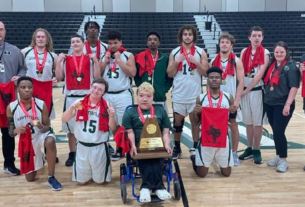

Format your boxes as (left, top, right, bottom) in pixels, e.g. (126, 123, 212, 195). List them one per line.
(173, 125, 183, 133)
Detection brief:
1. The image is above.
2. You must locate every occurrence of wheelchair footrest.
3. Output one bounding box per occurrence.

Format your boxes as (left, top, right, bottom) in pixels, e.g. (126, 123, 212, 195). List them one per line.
(150, 195, 164, 203)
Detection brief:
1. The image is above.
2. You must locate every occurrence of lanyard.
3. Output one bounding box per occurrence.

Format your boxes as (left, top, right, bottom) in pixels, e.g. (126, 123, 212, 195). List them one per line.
(0, 43, 6, 63)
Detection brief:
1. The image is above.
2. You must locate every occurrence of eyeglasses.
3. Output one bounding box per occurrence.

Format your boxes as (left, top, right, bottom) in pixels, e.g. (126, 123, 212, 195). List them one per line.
(92, 86, 104, 92)
(0, 28, 5, 32)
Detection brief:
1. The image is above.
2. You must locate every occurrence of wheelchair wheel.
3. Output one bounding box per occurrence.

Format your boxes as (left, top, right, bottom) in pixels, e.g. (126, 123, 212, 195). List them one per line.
(120, 179, 127, 204)
(173, 181, 181, 200)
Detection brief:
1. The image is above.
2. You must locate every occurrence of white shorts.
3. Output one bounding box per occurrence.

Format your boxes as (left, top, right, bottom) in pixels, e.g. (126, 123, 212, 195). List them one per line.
(103, 89, 133, 125)
(195, 137, 234, 168)
(72, 142, 112, 183)
(241, 89, 268, 126)
(49, 98, 56, 120)
(62, 95, 86, 133)
(28, 130, 56, 173)
(173, 102, 196, 117)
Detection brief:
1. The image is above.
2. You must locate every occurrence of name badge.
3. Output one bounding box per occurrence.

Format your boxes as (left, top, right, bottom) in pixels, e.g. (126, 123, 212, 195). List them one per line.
(0, 63, 5, 73)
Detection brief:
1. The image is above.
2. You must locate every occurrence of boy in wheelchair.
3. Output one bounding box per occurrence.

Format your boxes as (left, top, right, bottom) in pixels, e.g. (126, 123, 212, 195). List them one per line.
(122, 82, 173, 202)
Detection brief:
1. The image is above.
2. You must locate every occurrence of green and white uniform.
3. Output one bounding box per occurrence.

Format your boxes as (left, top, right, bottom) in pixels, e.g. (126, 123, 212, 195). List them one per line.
(72, 106, 111, 183)
(9, 98, 55, 173)
(195, 92, 234, 168)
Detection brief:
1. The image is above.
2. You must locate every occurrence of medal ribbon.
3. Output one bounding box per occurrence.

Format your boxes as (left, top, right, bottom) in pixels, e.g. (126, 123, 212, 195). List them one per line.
(34, 47, 48, 74)
(152, 51, 159, 69)
(137, 106, 155, 124)
(182, 47, 192, 68)
(269, 60, 287, 87)
(109, 60, 117, 72)
(85, 40, 101, 60)
(72, 53, 84, 77)
(207, 91, 223, 108)
(19, 98, 37, 121)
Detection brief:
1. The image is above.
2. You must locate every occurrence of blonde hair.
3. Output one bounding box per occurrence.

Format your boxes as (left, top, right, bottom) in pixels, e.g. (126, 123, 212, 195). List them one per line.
(137, 82, 154, 94)
(29, 28, 54, 52)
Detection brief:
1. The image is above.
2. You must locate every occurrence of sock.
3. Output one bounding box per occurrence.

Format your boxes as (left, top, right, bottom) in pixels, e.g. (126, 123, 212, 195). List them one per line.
(193, 142, 198, 149)
(175, 141, 181, 150)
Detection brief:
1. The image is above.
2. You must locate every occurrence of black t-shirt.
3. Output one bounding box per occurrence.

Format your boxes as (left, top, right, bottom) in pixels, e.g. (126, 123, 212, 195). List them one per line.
(264, 59, 300, 105)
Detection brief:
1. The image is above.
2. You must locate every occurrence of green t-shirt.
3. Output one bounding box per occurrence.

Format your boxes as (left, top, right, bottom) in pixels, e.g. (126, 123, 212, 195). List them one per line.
(122, 105, 171, 144)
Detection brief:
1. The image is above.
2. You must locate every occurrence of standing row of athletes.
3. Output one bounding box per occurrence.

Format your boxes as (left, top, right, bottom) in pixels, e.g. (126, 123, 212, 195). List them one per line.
(0, 20, 302, 191)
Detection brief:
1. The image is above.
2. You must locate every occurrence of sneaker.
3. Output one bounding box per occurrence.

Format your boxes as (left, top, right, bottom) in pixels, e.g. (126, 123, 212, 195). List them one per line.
(189, 148, 196, 157)
(252, 149, 263, 164)
(3, 165, 20, 176)
(111, 151, 122, 161)
(238, 147, 253, 160)
(109, 144, 115, 154)
(172, 147, 182, 160)
(155, 189, 172, 200)
(276, 160, 289, 173)
(140, 188, 151, 203)
(47, 176, 63, 191)
(65, 152, 75, 167)
(232, 151, 240, 166)
(267, 155, 280, 167)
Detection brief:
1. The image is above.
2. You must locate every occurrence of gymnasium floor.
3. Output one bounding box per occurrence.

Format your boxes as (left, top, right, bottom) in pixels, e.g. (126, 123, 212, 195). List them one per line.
(0, 85, 304, 207)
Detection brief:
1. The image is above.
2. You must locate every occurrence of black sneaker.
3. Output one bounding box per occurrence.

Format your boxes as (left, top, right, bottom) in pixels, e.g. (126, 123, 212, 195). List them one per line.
(111, 152, 122, 161)
(238, 147, 253, 160)
(3, 165, 20, 176)
(172, 147, 182, 160)
(65, 152, 75, 167)
(252, 149, 263, 164)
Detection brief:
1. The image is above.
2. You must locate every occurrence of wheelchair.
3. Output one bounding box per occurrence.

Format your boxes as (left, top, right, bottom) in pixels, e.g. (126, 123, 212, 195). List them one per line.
(119, 154, 181, 204)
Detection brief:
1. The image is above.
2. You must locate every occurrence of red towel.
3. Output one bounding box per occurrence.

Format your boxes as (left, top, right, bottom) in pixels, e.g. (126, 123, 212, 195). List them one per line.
(31, 78, 52, 115)
(242, 45, 265, 74)
(212, 52, 236, 77)
(177, 45, 196, 71)
(76, 94, 109, 132)
(18, 125, 35, 174)
(135, 49, 158, 77)
(113, 126, 130, 155)
(65, 55, 91, 90)
(0, 81, 16, 127)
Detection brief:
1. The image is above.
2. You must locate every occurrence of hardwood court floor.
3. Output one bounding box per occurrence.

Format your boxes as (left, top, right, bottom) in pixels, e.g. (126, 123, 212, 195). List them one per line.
(0, 85, 305, 207)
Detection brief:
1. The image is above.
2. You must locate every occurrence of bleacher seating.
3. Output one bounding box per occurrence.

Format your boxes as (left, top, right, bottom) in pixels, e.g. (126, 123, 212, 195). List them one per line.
(0, 12, 83, 54)
(213, 11, 305, 60)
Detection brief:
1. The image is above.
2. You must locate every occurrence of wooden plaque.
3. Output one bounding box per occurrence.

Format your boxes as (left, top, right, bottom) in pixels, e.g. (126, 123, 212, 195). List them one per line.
(133, 117, 171, 160)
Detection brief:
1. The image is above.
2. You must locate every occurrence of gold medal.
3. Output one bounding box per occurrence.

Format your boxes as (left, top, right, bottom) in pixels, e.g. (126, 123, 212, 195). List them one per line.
(146, 124, 157, 134)
(77, 77, 82, 82)
(270, 86, 274, 91)
(190, 70, 194, 75)
(37, 73, 42, 78)
(148, 77, 152, 81)
(222, 80, 226, 85)
(77, 104, 83, 110)
(33, 120, 39, 125)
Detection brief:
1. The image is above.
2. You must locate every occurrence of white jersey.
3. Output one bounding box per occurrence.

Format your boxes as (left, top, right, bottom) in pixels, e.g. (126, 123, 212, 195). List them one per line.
(102, 51, 132, 92)
(74, 107, 109, 143)
(199, 91, 230, 109)
(211, 56, 239, 99)
(24, 47, 55, 81)
(10, 98, 44, 139)
(83, 41, 108, 58)
(171, 46, 203, 104)
(243, 48, 270, 88)
(63, 56, 94, 96)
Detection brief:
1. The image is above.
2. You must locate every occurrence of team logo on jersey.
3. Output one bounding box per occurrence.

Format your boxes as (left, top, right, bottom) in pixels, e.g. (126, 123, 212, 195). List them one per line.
(206, 125, 221, 142)
(0, 91, 12, 106)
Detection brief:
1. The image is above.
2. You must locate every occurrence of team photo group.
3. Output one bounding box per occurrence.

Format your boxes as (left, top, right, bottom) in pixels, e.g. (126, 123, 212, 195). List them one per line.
(0, 19, 304, 203)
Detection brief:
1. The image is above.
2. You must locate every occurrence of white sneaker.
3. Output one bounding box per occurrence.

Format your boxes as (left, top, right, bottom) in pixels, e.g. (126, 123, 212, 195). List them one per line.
(155, 189, 172, 200)
(232, 151, 240, 166)
(140, 188, 151, 203)
(189, 148, 196, 157)
(267, 155, 280, 167)
(276, 160, 289, 173)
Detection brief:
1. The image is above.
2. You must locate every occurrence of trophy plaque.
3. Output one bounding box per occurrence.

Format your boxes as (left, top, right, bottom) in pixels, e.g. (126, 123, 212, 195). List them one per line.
(133, 117, 171, 160)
